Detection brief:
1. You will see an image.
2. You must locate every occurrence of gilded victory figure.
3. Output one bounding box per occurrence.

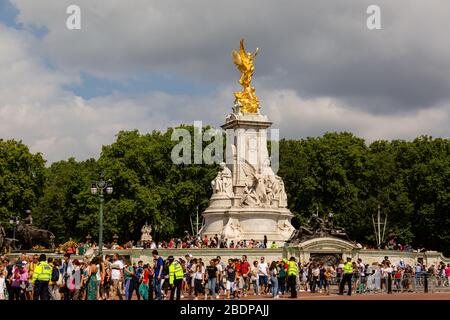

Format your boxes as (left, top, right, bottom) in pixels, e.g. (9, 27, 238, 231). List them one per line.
(232, 38, 260, 113)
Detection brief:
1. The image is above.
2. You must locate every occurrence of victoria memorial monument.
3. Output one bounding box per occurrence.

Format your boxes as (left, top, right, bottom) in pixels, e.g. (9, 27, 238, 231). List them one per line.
(200, 39, 295, 244)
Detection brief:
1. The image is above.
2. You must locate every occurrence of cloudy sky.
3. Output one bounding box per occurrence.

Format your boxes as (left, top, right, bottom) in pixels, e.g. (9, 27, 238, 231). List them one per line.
(0, 0, 449, 163)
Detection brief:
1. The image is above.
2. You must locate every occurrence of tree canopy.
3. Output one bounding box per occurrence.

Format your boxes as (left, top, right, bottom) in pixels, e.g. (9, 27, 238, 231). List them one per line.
(0, 130, 448, 255)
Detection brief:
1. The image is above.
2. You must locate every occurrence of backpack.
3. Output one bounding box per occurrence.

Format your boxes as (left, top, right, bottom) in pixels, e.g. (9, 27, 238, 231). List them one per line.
(134, 266, 142, 281)
(279, 267, 286, 277)
(51, 267, 60, 282)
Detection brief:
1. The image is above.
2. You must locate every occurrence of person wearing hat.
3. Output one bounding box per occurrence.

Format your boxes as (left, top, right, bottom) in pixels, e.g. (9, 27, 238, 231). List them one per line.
(168, 256, 184, 300)
(339, 257, 354, 295)
(32, 253, 52, 300)
(10, 262, 26, 300)
(287, 257, 298, 298)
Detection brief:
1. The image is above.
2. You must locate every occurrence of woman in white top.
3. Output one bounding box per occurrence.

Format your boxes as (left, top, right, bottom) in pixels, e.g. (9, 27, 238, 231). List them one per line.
(302, 266, 309, 291)
(269, 261, 279, 298)
(374, 264, 381, 291)
(311, 264, 320, 293)
(0, 267, 6, 300)
(250, 261, 259, 295)
(193, 263, 205, 300)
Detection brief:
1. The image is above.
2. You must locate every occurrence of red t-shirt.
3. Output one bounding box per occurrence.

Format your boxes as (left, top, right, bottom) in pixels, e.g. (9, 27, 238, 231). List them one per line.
(445, 268, 450, 277)
(235, 262, 241, 276)
(143, 270, 151, 284)
(241, 261, 250, 275)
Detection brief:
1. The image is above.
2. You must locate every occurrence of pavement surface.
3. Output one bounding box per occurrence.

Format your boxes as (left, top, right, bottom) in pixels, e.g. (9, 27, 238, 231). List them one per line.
(144, 289, 450, 301)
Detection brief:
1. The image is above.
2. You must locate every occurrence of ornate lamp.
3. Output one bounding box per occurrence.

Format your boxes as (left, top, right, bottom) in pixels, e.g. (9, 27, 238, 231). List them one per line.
(90, 173, 113, 257)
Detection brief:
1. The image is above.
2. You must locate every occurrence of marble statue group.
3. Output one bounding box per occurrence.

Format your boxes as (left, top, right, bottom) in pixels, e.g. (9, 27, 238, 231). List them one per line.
(239, 159, 288, 208)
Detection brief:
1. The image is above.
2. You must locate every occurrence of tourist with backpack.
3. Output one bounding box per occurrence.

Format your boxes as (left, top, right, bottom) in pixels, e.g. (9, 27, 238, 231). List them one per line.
(49, 258, 62, 300)
(131, 261, 144, 300)
(123, 259, 135, 300)
(278, 260, 287, 295)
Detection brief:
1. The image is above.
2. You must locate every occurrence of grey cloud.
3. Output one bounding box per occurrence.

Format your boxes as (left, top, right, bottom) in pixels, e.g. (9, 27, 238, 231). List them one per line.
(11, 0, 450, 115)
(1, 0, 449, 162)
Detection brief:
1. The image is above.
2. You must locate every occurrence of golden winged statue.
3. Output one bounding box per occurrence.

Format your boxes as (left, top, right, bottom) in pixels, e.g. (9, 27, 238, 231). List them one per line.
(232, 38, 260, 113)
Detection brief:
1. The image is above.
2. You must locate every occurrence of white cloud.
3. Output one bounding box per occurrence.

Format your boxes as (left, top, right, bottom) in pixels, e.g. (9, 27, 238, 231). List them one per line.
(262, 90, 450, 142)
(0, 1, 449, 163)
(0, 23, 232, 162)
(9, 0, 450, 112)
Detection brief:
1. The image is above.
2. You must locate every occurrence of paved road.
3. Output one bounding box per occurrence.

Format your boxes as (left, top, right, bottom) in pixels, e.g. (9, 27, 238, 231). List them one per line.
(144, 291, 450, 301)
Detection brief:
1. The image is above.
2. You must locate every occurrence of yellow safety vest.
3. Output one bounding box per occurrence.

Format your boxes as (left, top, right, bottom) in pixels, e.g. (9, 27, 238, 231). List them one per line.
(169, 261, 184, 285)
(287, 261, 298, 276)
(343, 262, 353, 274)
(48, 263, 55, 285)
(32, 261, 52, 282)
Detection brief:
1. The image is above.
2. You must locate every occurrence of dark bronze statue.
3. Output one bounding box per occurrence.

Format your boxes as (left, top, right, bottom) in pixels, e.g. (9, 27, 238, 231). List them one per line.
(287, 213, 351, 244)
(0, 223, 7, 254)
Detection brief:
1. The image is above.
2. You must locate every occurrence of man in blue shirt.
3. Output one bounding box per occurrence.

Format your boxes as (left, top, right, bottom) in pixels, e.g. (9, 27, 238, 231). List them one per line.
(134, 260, 144, 300)
(152, 250, 164, 300)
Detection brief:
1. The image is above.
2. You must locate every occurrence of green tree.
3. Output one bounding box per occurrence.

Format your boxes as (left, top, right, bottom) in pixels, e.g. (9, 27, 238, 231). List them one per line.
(0, 139, 46, 234)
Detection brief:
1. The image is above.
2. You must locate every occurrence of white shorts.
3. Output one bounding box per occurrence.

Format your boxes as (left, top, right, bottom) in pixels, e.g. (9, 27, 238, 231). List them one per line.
(226, 280, 234, 291)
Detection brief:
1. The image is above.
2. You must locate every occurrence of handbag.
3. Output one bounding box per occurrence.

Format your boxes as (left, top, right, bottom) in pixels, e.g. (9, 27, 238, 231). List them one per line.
(68, 277, 76, 291)
(56, 273, 63, 287)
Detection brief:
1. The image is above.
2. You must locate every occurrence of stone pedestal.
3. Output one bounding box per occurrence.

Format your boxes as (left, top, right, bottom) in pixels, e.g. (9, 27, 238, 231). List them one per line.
(200, 111, 295, 244)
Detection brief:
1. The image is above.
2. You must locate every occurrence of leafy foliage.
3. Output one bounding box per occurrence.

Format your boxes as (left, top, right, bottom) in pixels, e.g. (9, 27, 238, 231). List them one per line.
(279, 133, 449, 255)
(0, 139, 46, 232)
(0, 131, 448, 255)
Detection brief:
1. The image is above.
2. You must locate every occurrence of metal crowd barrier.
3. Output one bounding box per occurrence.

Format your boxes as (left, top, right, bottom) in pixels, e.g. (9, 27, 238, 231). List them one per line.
(291, 272, 449, 295)
(331, 273, 450, 294)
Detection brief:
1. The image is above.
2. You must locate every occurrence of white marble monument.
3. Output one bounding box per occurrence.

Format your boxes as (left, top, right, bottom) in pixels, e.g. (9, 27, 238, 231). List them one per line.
(200, 38, 295, 244)
(200, 111, 295, 244)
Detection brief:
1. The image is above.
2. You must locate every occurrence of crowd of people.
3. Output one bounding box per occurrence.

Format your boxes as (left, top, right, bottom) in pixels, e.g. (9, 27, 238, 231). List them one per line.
(68, 235, 277, 256)
(357, 239, 420, 252)
(69, 234, 426, 257)
(1, 250, 449, 300)
(143, 235, 278, 250)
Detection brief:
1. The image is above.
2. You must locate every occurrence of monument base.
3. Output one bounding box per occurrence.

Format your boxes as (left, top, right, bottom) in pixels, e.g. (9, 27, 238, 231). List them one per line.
(201, 193, 295, 244)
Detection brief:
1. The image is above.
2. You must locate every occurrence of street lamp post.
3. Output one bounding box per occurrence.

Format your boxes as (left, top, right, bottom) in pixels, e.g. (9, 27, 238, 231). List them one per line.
(91, 174, 113, 257)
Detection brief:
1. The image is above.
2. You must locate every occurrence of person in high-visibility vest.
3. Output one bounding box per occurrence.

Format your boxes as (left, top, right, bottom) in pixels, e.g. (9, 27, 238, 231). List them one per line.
(32, 254, 52, 300)
(168, 256, 184, 300)
(287, 256, 298, 298)
(339, 257, 354, 295)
